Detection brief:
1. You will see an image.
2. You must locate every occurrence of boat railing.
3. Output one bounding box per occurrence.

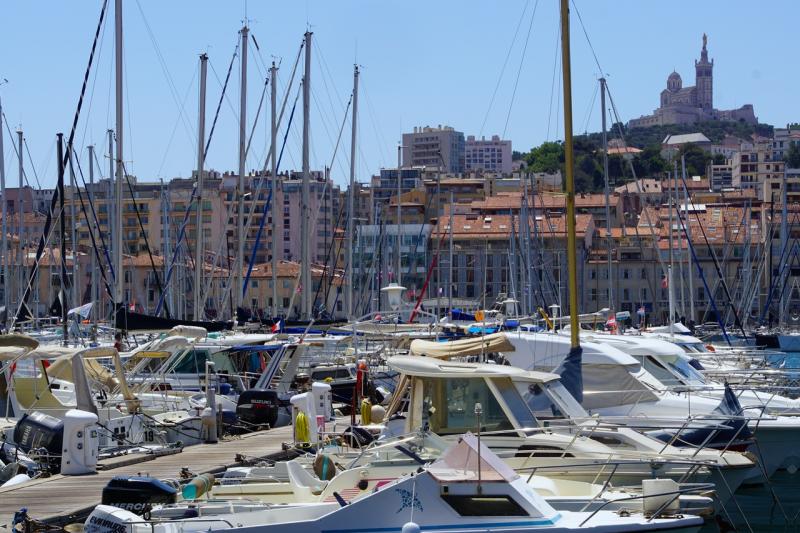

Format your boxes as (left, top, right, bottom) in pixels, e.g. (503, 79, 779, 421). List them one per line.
(577, 482, 716, 527)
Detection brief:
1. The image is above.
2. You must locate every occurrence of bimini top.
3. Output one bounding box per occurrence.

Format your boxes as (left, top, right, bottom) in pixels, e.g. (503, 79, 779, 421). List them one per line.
(409, 332, 515, 359)
(387, 355, 559, 383)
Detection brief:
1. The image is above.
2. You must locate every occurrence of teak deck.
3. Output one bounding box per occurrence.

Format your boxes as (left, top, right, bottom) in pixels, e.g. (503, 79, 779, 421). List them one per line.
(0, 423, 298, 528)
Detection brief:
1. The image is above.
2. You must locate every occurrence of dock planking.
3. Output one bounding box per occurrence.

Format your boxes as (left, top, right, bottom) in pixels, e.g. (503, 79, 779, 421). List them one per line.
(0, 423, 299, 528)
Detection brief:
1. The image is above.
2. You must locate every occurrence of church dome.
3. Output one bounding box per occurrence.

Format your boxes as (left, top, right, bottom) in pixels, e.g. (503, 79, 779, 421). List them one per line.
(667, 71, 682, 92)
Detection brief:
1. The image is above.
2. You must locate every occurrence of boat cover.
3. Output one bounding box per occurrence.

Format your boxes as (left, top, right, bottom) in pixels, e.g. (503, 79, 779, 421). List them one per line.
(409, 333, 515, 359)
(428, 432, 518, 483)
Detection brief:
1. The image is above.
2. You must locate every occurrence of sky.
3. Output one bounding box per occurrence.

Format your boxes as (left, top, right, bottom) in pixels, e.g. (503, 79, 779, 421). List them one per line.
(0, 0, 797, 190)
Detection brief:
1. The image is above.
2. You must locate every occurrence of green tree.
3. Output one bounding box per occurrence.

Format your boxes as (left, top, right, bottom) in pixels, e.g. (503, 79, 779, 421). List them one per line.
(524, 141, 563, 173)
(785, 143, 800, 169)
(677, 143, 712, 177)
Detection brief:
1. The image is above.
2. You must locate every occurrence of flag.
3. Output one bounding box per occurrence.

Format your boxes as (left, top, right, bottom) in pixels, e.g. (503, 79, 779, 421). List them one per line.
(661, 277, 668, 289)
(271, 319, 283, 333)
(295, 284, 302, 294)
(129, 300, 136, 311)
(68, 302, 94, 320)
(606, 314, 617, 332)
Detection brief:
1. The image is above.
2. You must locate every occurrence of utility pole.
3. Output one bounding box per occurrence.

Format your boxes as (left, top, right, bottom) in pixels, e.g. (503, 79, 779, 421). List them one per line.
(301, 32, 312, 320)
(346, 65, 359, 320)
(114, 0, 124, 310)
(235, 24, 248, 319)
(600, 78, 613, 313)
(193, 53, 208, 320)
(270, 62, 279, 319)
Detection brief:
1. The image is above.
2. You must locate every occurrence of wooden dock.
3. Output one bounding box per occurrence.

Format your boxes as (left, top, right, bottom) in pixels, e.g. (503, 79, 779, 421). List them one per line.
(0, 423, 299, 528)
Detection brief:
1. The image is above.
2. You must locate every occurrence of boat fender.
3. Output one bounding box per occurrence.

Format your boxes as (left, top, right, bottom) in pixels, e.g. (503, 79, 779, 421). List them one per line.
(360, 399, 372, 424)
(370, 404, 386, 422)
(1, 473, 31, 488)
(295, 411, 311, 444)
(402, 522, 421, 533)
(314, 454, 336, 481)
(182, 473, 215, 500)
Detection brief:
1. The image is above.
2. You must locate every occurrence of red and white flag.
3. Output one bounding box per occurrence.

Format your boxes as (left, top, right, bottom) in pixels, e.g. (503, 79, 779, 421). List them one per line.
(271, 319, 282, 333)
(661, 277, 668, 289)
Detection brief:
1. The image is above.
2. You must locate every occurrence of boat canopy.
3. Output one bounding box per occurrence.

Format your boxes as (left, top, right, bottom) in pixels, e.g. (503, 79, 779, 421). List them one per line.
(388, 355, 559, 383)
(409, 332, 515, 359)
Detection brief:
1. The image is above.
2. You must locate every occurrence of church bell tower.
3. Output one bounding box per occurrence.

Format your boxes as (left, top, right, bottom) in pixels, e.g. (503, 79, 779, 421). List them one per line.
(695, 33, 713, 110)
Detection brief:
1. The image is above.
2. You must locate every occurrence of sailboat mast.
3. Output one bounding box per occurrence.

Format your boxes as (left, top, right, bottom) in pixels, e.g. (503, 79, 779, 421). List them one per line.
(57, 134, 67, 345)
(114, 0, 124, 309)
(68, 149, 79, 311)
(396, 144, 402, 286)
(235, 24, 248, 318)
(560, 0, 580, 348)
(301, 31, 312, 320)
(270, 62, 278, 318)
(600, 77, 613, 313)
(780, 165, 788, 328)
(16, 130, 24, 312)
(88, 145, 97, 335)
(107, 129, 114, 318)
(0, 97, 7, 322)
(193, 53, 208, 320)
(346, 65, 359, 320)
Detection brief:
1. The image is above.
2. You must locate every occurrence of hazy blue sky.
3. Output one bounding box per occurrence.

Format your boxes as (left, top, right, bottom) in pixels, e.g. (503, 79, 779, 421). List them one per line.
(0, 1, 796, 189)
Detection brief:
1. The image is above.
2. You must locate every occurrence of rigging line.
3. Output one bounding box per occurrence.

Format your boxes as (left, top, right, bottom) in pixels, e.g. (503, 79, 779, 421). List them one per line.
(69, 146, 115, 300)
(15, 0, 107, 322)
(358, 77, 390, 167)
(23, 139, 42, 191)
(244, 75, 269, 160)
(204, 45, 239, 161)
(156, 66, 198, 178)
(134, 0, 197, 144)
(1, 114, 36, 190)
(78, 0, 110, 152)
(580, 80, 599, 134)
(479, 0, 531, 137)
(570, 0, 604, 75)
(545, 23, 561, 141)
(312, 87, 351, 178)
(121, 160, 171, 318)
(501, 0, 539, 140)
(209, 55, 241, 124)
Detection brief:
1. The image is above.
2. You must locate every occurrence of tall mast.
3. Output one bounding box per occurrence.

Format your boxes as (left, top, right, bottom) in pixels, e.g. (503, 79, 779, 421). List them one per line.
(193, 53, 209, 320)
(107, 129, 114, 318)
(780, 165, 788, 328)
(560, 0, 580, 350)
(0, 97, 6, 322)
(89, 145, 97, 335)
(346, 65, 359, 320)
(114, 0, 124, 309)
(396, 144, 402, 285)
(600, 78, 613, 313)
(235, 24, 248, 318)
(448, 191, 454, 315)
(301, 31, 312, 320)
(57, 134, 67, 345)
(669, 162, 676, 327)
(68, 149, 79, 311)
(17, 130, 24, 311)
(270, 62, 278, 318)
(682, 157, 694, 323)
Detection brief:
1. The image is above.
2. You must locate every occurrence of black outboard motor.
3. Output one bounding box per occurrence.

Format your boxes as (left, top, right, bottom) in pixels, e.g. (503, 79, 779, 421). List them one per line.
(236, 389, 280, 427)
(13, 411, 64, 472)
(102, 476, 178, 515)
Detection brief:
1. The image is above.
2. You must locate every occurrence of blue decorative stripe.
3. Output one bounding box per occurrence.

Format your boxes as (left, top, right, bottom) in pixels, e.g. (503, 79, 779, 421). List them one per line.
(320, 514, 561, 533)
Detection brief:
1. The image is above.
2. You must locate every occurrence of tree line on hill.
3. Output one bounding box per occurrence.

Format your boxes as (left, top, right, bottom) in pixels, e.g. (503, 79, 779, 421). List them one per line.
(513, 121, 777, 193)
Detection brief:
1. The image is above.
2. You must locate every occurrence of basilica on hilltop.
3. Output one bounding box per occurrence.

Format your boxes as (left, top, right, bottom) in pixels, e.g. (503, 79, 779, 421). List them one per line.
(628, 34, 757, 128)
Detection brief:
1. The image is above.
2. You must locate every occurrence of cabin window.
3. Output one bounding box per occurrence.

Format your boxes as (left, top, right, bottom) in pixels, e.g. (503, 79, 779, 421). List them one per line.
(441, 495, 528, 517)
(171, 349, 211, 375)
(421, 377, 514, 435)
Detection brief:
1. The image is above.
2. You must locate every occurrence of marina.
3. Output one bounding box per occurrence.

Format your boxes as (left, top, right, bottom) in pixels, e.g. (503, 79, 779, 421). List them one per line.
(0, 0, 799, 532)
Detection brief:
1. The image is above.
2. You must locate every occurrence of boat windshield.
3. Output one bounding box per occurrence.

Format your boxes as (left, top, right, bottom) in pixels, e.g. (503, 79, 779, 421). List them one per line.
(543, 382, 588, 417)
(662, 354, 706, 386)
(421, 376, 529, 435)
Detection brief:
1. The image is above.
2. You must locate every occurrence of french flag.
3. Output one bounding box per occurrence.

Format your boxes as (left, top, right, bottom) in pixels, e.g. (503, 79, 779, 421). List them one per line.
(271, 319, 283, 333)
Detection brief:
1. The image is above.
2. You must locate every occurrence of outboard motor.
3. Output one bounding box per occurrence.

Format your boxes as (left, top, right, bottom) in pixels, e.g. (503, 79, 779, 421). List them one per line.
(85, 505, 146, 533)
(13, 411, 64, 472)
(236, 389, 280, 427)
(101, 476, 178, 515)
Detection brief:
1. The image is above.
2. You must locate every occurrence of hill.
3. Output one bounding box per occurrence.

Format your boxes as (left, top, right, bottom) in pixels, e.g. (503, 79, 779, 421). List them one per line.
(584, 121, 774, 148)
